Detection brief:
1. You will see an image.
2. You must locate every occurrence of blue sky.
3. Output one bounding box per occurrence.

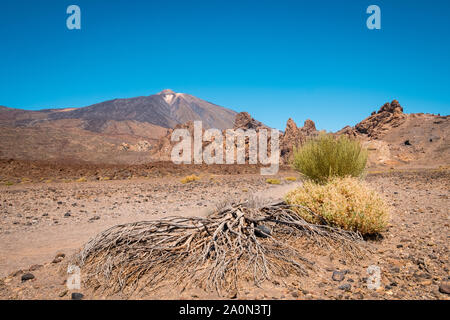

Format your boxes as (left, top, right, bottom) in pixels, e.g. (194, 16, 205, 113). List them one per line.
(0, 0, 449, 131)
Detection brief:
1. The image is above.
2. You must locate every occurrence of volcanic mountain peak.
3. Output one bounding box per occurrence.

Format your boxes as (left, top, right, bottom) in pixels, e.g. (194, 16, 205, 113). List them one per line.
(158, 89, 177, 95)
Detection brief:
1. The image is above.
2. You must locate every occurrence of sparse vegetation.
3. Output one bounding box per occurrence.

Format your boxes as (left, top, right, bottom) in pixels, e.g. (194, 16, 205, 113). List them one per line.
(285, 176, 297, 181)
(4, 181, 14, 186)
(76, 177, 87, 182)
(266, 178, 281, 185)
(180, 174, 200, 184)
(285, 177, 390, 235)
(292, 133, 368, 184)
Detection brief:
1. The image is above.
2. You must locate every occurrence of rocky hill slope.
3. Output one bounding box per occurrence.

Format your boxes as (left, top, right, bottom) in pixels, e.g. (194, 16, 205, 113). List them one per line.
(337, 100, 449, 168)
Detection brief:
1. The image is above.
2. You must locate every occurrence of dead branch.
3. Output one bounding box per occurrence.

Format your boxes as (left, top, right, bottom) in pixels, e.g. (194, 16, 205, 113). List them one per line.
(75, 200, 367, 296)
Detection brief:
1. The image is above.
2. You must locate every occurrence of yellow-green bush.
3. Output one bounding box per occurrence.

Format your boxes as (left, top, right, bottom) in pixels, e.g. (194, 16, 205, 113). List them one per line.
(266, 178, 281, 185)
(180, 174, 200, 184)
(292, 133, 368, 184)
(285, 176, 297, 181)
(285, 177, 389, 235)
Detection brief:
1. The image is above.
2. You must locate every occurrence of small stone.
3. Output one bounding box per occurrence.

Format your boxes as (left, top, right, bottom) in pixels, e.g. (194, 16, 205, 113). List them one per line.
(332, 271, 345, 282)
(52, 257, 63, 264)
(28, 264, 43, 271)
(390, 267, 400, 273)
(338, 283, 351, 291)
(254, 225, 271, 238)
(59, 290, 68, 297)
(439, 282, 450, 294)
(228, 291, 238, 299)
(21, 273, 35, 282)
(10, 270, 23, 277)
(64, 212, 71, 217)
(71, 292, 84, 300)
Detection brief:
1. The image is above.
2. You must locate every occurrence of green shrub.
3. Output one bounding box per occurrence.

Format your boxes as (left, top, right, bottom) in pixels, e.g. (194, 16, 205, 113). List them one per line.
(292, 133, 367, 184)
(285, 177, 389, 235)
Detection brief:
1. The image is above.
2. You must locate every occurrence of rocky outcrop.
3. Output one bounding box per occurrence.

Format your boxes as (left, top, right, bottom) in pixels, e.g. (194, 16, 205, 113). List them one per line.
(337, 100, 450, 168)
(150, 112, 274, 162)
(280, 118, 318, 163)
(233, 112, 266, 130)
(353, 100, 407, 138)
(151, 112, 320, 165)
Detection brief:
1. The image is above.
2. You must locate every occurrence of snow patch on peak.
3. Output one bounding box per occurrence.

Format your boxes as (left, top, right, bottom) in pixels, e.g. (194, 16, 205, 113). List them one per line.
(163, 94, 175, 104)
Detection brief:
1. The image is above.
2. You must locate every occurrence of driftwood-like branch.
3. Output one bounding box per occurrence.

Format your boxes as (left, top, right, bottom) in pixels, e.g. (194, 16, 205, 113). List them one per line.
(75, 200, 366, 296)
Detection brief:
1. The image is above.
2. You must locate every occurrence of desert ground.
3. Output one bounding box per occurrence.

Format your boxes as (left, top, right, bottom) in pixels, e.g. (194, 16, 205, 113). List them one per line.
(0, 163, 448, 300)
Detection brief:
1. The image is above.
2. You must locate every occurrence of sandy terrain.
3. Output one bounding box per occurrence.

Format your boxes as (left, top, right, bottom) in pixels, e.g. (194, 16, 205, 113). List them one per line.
(0, 169, 448, 300)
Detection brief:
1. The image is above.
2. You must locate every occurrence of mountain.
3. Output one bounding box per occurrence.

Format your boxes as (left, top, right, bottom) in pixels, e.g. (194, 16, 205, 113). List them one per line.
(0, 90, 238, 163)
(1, 89, 237, 131)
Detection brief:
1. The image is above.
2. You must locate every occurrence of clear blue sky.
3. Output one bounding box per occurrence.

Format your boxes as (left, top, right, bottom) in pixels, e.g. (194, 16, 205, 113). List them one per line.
(1, 0, 449, 131)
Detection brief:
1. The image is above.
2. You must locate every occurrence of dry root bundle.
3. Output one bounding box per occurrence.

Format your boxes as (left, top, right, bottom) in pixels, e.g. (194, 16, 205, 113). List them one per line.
(76, 199, 366, 296)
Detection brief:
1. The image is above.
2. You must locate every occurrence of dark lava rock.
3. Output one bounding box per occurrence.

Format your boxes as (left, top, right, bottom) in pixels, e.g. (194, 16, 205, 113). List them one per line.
(338, 283, 351, 291)
(64, 212, 71, 217)
(21, 273, 35, 282)
(71, 292, 84, 300)
(254, 225, 271, 238)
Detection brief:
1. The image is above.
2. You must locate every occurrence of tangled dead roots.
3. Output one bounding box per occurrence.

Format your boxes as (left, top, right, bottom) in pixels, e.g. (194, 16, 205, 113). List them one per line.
(75, 199, 367, 296)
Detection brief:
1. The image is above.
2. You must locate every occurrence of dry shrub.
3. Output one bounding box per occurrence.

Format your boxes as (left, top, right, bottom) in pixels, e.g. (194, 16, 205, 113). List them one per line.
(180, 174, 200, 184)
(285, 177, 389, 235)
(76, 177, 87, 182)
(285, 177, 297, 181)
(266, 178, 281, 185)
(292, 134, 368, 184)
(75, 200, 366, 296)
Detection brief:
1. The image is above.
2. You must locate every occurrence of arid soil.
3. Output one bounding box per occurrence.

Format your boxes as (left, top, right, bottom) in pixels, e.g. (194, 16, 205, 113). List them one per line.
(0, 168, 448, 300)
